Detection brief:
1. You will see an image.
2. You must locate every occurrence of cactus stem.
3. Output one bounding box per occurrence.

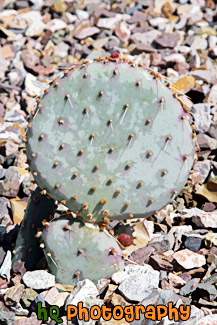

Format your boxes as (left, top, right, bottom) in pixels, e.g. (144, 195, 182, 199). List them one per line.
(147, 151, 153, 158)
(136, 80, 141, 87)
(72, 194, 78, 199)
(125, 202, 130, 207)
(33, 171, 38, 176)
(149, 198, 154, 204)
(59, 143, 65, 150)
(103, 210, 109, 215)
(91, 186, 97, 191)
(101, 198, 107, 205)
(146, 118, 151, 125)
(120, 103, 129, 125)
(107, 178, 113, 185)
(89, 133, 95, 146)
(115, 189, 120, 195)
(99, 90, 104, 97)
(83, 107, 89, 118)
(137, 181, 143, 188)
(72, 172, 78, 178)
(55, 184, 60, 189)
(65, 93, 73, 108)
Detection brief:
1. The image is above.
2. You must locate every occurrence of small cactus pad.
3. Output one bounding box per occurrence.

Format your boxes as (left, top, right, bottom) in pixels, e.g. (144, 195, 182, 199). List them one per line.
(12, 187, 56, 270)
(41, 217, 124, 285)
(26, 57, 195, 222)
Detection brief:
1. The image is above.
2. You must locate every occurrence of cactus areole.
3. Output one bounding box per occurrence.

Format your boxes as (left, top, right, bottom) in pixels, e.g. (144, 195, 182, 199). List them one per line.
(26, 56, 195, 223)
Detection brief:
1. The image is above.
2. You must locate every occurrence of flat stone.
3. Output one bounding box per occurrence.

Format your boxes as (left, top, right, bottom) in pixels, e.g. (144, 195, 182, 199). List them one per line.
(124, 264, 154, 276)
(46, 19, 67, 32)
(65, 279, 98, 307)
(209, 121, 217, 140)
(191, 104, 211, 133)
(25, 73, 43, 97)
(97, 15, 123, 29)
(201, 202, 216, 212)
(179, 279, 198, 296)
(0, 251, 11, 283)
(111, 271, 130, 284)
(190, 210, 217, 228)
(119, 271, 159, 302)
(0, 300, 15, 324)
(128, 246, 155, 265)
(74, 27, 100, 40)
(193, 160, 211, 184)
(184, 235, 202, 252)
(4, 284, 25, 306)
(195, 314, 217, 324)
(44, 286, 69, 307)
(154, 32, 180, 48)
(168, 273, 186, 287)
(23, 271, 55, 290)
(173, 249, 206, 269)
(172, 76, 195, 93)
(0, 167, 25, 198)
(149, 255, 173, 271)
(115, 22, 130, 42)
(21, 288, 38, 308)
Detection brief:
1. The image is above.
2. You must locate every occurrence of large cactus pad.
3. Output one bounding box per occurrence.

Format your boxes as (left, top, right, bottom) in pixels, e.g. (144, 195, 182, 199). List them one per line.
(26, 56, 195, 222)
(41, 218, 124, 285)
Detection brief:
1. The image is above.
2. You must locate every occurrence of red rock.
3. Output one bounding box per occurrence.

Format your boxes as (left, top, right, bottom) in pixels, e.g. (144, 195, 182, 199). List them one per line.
(155, 33, 180, 48)
(74, 27, 100, 40)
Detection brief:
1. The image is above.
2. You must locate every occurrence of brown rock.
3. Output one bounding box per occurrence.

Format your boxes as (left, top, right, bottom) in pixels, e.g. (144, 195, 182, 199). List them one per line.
(149, 255, 173, 271)
(168, 273, 186, 288)
(4, 284, 25, 306)
(162, 2, 173, 17)
(155, 33, 179, 48)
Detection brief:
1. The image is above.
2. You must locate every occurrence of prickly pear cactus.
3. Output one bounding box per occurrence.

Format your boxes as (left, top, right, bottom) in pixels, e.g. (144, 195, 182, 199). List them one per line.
(40, 217, 125, 285)
(26, 56, 196, 222)
(12, 187, 56, 270)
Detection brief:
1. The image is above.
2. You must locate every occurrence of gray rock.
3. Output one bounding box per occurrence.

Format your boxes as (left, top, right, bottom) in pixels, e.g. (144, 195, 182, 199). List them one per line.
(65, 279, 98, 308)
(0, 251, 11, 283)
(0, 301, 15, 325)
(191, 104, 211, 133)
(0, 167, 25, 198)
(193, 160, 211, 184)
(78, 297, 103, 325)
(180, 279, 198, 296)
(124, 264, 154, 276)
(119, 271, 159, 302)
(209, 121, 217, 140)
(23, 271, 55, 290)
(195, 314, 217, 324)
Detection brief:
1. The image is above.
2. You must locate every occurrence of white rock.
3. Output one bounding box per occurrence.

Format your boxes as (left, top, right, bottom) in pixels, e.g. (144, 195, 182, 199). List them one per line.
(111, 271, 130, 284)
(76, 9, 89, 20)
(196, 314, 217, 325)
(25, 73, 43, 97)
(65, 279, 98, 308)
(46, 19, 67, 33)
(124, 264, 154, 276)
(23, 271, 55, 290)
(191, 104, 211, 133)
(173, 249, 206, 269)
(119, 272, 160, 302)
(193, 160, 211, 184)
(97, 14, 123, 29)
(78, 297, 103, 325)
(0, 251, 11, 283)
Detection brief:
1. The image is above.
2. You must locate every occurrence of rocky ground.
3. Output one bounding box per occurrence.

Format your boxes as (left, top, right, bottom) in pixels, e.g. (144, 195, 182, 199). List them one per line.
(0, 0, 217, 324)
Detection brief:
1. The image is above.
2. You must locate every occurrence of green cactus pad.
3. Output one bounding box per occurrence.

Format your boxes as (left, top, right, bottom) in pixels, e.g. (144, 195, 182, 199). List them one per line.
(26, 57, 195, 222)
(41, 217, 125, 285)
(12, 187, 56, 270)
